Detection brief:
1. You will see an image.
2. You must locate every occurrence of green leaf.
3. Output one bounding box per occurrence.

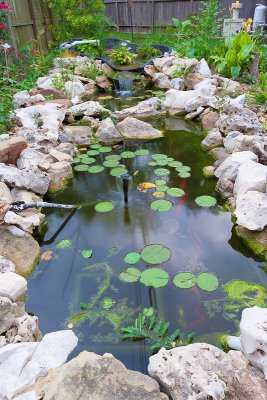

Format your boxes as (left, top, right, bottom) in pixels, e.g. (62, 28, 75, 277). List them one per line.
(78, 154, 89, 159)
(80, 302, 88, 309)
(88, 165, 105, 173)
(82, 249, 93, 259)
(173, 272, 197, 288)
(167, 188, 185, 197)
(152, 154, 168, 160)
(143, 307, 154, 317)
(154, 168, 170, 176)
(102, 297, 113, 309)
(90, 144, 102, 149)
(73, 164, 88, 172)
(178, 172, 191, 178)
(140, 268, 169, 288)
(148, 161, 157, 166)
(195, 195, 217, 207)
(140, 244, 171, 264)
(99, 146, 112, 153)
(156, 185, 169, 192)
(105, 154, 121, 161)
(156, 159, 168, 166)
(103, 160, 120, 168)
(176, 165, 191, 173)
(150, 199, 173, 212)
(135, 149, 150, 156)
(120, 151, 135, 159)
(95, 201, 114, 212)
(155, 179, 167, 185)
(124, 252, 141, 264)
(81, 157, 95, 165)
(168, 160, 183, 168)
(110, 167, 128, 176)
(239, 43, 254, 60)
(197, 272, 219, 292)
(56, 239, 72, 249)
(120, 267, 141, 282)
(231, 66, 241, 79)
(72, 157, 80, 163)
(87, 150, 99, 156)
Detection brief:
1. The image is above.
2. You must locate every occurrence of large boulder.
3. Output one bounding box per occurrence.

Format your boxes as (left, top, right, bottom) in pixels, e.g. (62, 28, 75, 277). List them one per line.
(68, 101, 109, 117)
(116, 117, 163, 140)
(226, 135, 267, 161)
(13, 91, 45, 108)
(16, 148, 50, 171)
(0, 138, 28, 165)
(0, 226, 40, 277)
(96, 118, 123, 145)
(217, 104, 263, 135)
(62, 125, 93, 146)
(113, 98, 166, 119)
(0, 297, 17, 335)
(164, 89, 200, 115)
(235, 191, 267, 231)
(148, 343, 267, 400)
(234, 160, 267, 196)
(33, 351, 168, 400)
(15, 127, 59, 145)
(4, 211, 45, 234)
(0, 330, 78, 400)
(64, 80, 85, 99)
(214, 151, 258, 181)
(194, 58, 212, 77)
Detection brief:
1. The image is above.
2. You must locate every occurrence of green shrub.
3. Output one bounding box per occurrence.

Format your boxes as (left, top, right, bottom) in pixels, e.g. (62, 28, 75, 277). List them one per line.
(110, 45, 136, 66)
(137, 45, 161, 60)
(80, 62, 103, 80)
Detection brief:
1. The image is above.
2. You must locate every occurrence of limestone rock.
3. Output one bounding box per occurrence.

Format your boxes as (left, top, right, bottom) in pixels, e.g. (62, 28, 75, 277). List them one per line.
(217, 76, 241, 94)
(96, 118, 123, 145)
(13, 91, 45, 108)
(214, 151, 258, 181)
(144, 64, 157, 78)
(216, 177, 234, 198)
(35, 88, 66, 100)
(49, 149, 73, 163)
(0, 226, 40, 277)
(162, 64, 178, 77)
(4, 211, 44, 234)
(153, 73, 171, 89)
(194, 58, 212, 77)
(0, 272, 27, 302)
(0, 163, 50, 195)
(62, 125, 93, 146)
(170, 78, 184, 90)
(34, 351, 168, 400)
(202, 128, 222, 149)
(234, 160, 267, 196)
(210, 147, 230, 166)
(217, 105, 263, 135)
(36, 75, 59, 90)
(64, 80, 85, 99)
(56, 142, 77, 157)
(48, 161, 73, 191)
(95, 75, 112, 90)
(235, 191, 267, 231)
(223, 131, 243, 153)
(11, 188, 42, 217)
(0, 182, 12, 203)
(16, 148, 50, 171)
(113, 97, 166, 119)
(227, 135, 267, 161)
(116, 117, 163, 140)
(68, 101, 109, 117)
(185, 106, 205, 120)
(0, 296, 17, 334)
(184, 72, 209, 90)
(201, 111, 219, 130)
(153, 56, 177, 71)
(0, 256, 15, 273)
(0, 138, 28, 165)
(15, 127, 59, 144)
(164, 89, 200, 115)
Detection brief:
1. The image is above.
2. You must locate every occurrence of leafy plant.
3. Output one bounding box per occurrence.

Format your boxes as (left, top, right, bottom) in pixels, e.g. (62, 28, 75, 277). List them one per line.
(80, 62, 103, 80)
(137, 45, 161, 60)
(110, 45, 136, 66)
(77, 42, 106, 57)
(121, 313, 194, 352)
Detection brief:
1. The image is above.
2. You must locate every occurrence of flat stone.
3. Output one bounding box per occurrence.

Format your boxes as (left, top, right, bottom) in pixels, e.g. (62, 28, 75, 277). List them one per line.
(68, 101, 108, 117)
(62, 125, 93, 146)
(96, 118, 123, 145)
(64, 80, 85, 99)
(194, 58, 212, 77)
(116, 117, 163, 140)
(0, 138, 28, 165)
(214, 151, 258, 181)
(234, 160, 267, 196)
(113, 97, 166, 119)
(235, 191, 267, 231)
(0, 272, 27, 302)
(0, 226, 40, 277)
(217, 105, 263, 135)
(49, 149, 72, 162)
(16, 148, 51, 171)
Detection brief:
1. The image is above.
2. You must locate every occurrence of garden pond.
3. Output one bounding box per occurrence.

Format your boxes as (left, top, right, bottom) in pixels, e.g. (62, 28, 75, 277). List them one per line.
(26, 90, 267, 373)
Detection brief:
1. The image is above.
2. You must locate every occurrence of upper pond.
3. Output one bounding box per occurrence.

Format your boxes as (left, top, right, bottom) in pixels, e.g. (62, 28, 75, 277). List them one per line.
(26, 91, 267, 373)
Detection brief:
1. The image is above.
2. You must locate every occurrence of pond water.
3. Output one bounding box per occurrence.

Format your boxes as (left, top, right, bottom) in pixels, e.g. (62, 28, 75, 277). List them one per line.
(27, 91, 267, 373)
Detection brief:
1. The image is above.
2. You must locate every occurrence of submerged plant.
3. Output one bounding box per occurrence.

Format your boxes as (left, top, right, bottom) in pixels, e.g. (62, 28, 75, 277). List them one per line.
(223, 280, 267, 311)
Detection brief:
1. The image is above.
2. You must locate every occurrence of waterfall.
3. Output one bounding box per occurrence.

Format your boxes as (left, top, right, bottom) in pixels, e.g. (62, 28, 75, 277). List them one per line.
(114, 79, 134, 93)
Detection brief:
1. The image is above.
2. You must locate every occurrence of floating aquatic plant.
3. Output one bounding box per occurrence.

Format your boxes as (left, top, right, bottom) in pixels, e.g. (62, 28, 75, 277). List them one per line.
(110, 167, 128, 176)
(95, 202, 114, 212)
(73, 164, 88, 172)
(140, 244, 171, 264)
(56, 239, 72, 249)
(82, 249, 93, 259)
(135, 149, 150, 156)
(223, 280, 267, 311)
(167, 188, 185, 197)
(154, 168, 170, 176)
(124, 252, 141, 264)
(150, 199, 173, 212)
(120, 267, 141, 282)
(88, 165, 105, 173)
(195, 195, 217, 207)
(173, 272, 197, 289)
(140, 268, 169, 288)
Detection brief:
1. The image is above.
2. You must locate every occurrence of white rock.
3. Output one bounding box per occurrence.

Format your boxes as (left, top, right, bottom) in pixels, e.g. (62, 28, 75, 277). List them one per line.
(0, 182, 12, 203)
(96, 117, 123, 145)
(153, 56, 176, 71)
(116, 117, 163, 140)
(36, 75, 61, 90)
(7, 225, 26, 237)
(170, 78, 184, 90)
(113, 97, 166, 119)
(235, 191, 267, 230)
(49, 149, 72, 162)
(194, 79, 216, 96)
(164, 89, 200, 115)
(16, 148, 50, 171)
(223, 131, 243, 153)
(15, 127, 58, 144)
(214, 151, 258, 181)
(64, 80, 85, 99)
(153, 73, 171, 89)
(68, 100, 108, 117)
(14, 392, 37, 400)
(0, 272, 27, 302)
(4, 211, 44, 234)
(234, 160, 267, 196)
(13, 91, 31, 107)
(202, 128, 223, 149)
(0, 256, 15, 273)
(195, 58, 212, 77)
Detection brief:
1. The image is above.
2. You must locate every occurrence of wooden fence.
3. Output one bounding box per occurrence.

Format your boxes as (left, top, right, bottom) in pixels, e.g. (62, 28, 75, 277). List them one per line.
(4, 0, 53, 50)
(104, 0, 259, 32)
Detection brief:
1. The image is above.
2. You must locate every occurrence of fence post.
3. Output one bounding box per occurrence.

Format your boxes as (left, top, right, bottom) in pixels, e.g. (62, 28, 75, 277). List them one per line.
(27, 0, 38, 40)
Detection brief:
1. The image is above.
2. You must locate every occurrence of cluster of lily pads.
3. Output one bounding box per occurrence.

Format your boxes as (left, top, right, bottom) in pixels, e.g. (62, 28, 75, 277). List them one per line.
(119, 244, 219, 291)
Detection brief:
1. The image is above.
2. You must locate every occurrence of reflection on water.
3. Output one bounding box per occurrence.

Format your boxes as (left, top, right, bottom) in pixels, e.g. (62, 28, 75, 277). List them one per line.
(27, 103, 266, 373)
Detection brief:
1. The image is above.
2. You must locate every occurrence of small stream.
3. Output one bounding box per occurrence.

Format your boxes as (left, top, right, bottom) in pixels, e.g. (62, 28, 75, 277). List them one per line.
(26, 90, 266, 373)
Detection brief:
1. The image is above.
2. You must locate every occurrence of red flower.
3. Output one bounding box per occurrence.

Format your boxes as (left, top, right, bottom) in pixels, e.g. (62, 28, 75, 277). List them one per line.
(16, 52, 22, 57)
(0, 4, 13, 11)
(30, 49, 36, 53)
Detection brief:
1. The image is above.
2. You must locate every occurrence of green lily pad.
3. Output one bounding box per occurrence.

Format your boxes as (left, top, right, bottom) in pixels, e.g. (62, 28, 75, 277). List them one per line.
(102, 297, 113, 309)
(90, 144, 102, 149)
(95, 201, 114, 212)
(140, 268, 169, 288)
(197, 272, 219, 292)
(156, 185, 169, 192)
(124, 252, 141, 265)
(99, 146, 112, 153)
(176, 165, 191, 173)
(87, 150, 99, 156)
(156, 159, 168, 166)
(78, 154, 89, 159)
(105, 155, 121, 161)
(173, 272, 197, 289)
(152, 191, 165, 198)
(120, 151, 135, 159)
(168, 160, 183, 168)
(167, 188, 185, 197)
(120, 267, 141, 283)
(150, 199, 173, 212)
(148, 161, 157, 166)
(81, 157, 95, 165)
(179, 172, 191, 178)
(88, 165, 104, 173)
(140, 244, 171, 264)
(72, 157, 80, 163)
(155, 179, 166, 185)
(195, 195, 217, 208)
(110, 167, 128, 177)
(143, 307, 154, 317)
(82, 249, 93, 258)
(154, 168, 170, 176)
(73, 164, 88, 172)
(56, 239, 72, 249)
(135, 149, 149, 156)
(103, 160, 120, 168)
(167, 157, 174, 162)
(152, 154, 168, 160)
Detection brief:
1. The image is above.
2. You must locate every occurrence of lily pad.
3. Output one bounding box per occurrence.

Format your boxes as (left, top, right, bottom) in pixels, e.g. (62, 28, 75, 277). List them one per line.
(140, 268, 169, 288)
(102, 297, 113, 309)
(135, 149, 149, 156)
(156, 185, 169, 192)
(72, 157, 80, 163)
(120, 267, 141, 283)
(105, 155, 121, 161)
(95, 201, 114, 212)
(87, 150, 99, 156)
(73, 164, 88, 172)
(82, 249, 93, 258)
(99, 146, 112, 153)
(195, 195, 217, 208)
(88, 165, 104, 173)
(110, 167, 128, 177)
(148, 161, 157, 166)
(154, 168, 170, 176)
(167, 188, 185, 197)
(81, 157, 95, 165)
(103, 160, 120, 168)
(56, 239, 72, 249)
(168, 160, 183, 168)
(124, 252, 141, 265)
(90, 144, 102, 149)
(173, 272, 197, 289)
(155, 179, 166, 185)
(197, 272, 219, 292)
(179, 172, 191, 178)
(156, 159, 168, 166)
(140, 244, 171, 264)
(150, 199, 173, 212)
(78, 154, 89, 159)
(143, 307, 154, 317)
(120, 151, 135, 159)
(152, 191, 165, 198)
(176, 165, 191, 173)
(152, 154, 168, 160)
